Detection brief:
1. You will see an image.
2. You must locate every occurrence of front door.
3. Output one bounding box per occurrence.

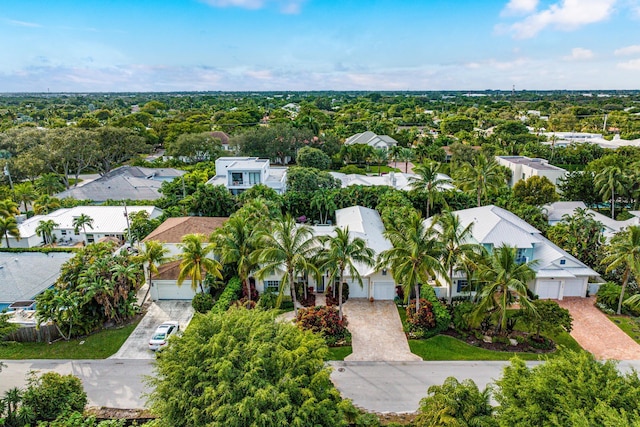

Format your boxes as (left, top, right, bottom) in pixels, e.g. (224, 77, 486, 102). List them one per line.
(317, 276, 325, 293)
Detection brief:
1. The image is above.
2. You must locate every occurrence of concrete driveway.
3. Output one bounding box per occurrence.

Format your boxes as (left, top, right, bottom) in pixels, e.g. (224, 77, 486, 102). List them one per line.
(110, 301, 195, 359)
(343, 300, 420, 362)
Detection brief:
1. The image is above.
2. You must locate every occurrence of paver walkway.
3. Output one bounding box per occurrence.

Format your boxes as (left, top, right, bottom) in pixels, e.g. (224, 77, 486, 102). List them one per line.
(343, 299, 421, 362)
(556, 297, 640, 360)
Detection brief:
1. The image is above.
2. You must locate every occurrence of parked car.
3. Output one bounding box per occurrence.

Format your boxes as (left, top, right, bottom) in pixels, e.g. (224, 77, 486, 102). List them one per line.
(148, 321, 180, 351)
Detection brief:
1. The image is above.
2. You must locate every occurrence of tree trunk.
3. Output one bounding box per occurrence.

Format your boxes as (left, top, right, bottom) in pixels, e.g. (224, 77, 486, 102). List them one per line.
(426, 196, 430, 219)
(477, 189, 481, 208)
(4, 232, 10, 248)
(617, 269, 629, 315)
(141, 269, 152, 307)
(611, 187, 615, 219)
(244, 277, 251, 303)
(415, 283, 420, 313)
(448, 265, 454, 304)
(338, 271, 345, 320)
(290, 269, 299, 317)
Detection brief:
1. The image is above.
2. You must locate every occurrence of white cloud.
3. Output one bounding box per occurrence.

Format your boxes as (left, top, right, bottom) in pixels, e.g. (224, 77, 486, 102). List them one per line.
(501, 0, 539, 16)
(618, 58, 640, 69)
(199, 0, 305, 13)
(503, 0, 617, 38)
(614, 45, 640, 56)
(563, 47, 594, 60)
(6, 19, 42, 28)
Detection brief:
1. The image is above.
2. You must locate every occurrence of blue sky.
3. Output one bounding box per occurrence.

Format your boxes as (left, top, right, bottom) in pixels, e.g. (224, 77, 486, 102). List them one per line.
(1, 0, 639, 91)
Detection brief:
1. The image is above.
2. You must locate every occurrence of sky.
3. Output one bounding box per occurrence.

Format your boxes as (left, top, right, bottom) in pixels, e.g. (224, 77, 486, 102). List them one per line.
(1, 0, 640, 92)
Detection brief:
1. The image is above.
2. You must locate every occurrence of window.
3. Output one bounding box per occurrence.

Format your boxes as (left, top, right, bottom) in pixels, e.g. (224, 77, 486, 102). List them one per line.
(560, 259, 566, 265)
(86, 234, 95, 243)
(61, 230, 67, 236)
(456, 280, 469, 293)
(516, 248, 528, 264)
(264, 280, 280, 290)
(231, 172, 243, 185)
(382, 269, 387, 276)
(248, 172, 261, 185)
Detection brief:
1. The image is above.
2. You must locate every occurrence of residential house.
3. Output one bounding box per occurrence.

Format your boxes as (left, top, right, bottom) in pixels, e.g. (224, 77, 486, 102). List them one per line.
(344, 131, 398, 150)
(541, 132, 640, 149)
(6, 206, 163, 248)
(206, 157, 287, 195)
(56, 166, 186, 203)
(256, 206, 398, 300)
(426, 205, 600, 300)
(329, 171, 454, 192)
(210, 131, 233, 152)
(142, 216, 228, 300)
(545, 201, 640, 240)
(496, 155, 567, 187)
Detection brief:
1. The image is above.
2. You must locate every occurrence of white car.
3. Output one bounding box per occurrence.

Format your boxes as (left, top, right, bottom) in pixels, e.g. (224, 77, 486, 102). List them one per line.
(148, 321, 180, 351)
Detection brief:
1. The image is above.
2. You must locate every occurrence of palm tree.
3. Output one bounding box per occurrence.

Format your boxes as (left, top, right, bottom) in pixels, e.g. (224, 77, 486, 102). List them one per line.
(594, 165, 626, 219)
(389, 145, 402, 169)
(36, 219, 58, 246)
(474, 244, 538, 334)
(177, 233, 222, 294)
(255, 214, 318, 316)
(377, 211, 445, 313)
(12, 182, 36, 213)
(602, 226, 640, 315)
(397, 147, 414, 173)
(0, 216, 20, 248)
(455, 154, 505, 207)
(33, 194, 61, 215)
(72, 213, 94, 244)
(0, 199, 19, 218)
(310, 189, 337, 225)
(435, 211, 481, 303)
(409, 160, 449, 218)
(318, 227, 375, 319)
(214, 215, 260, 302)
(36, 173, 65, 195)
(136, 240, 170, 305)
(371, 148, 388, 176)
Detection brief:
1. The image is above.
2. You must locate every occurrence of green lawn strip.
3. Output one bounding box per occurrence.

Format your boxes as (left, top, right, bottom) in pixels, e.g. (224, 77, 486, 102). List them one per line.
(325, 346, 352, 361)
(0, 320, 139, 359)
(607, 315, 640, 345)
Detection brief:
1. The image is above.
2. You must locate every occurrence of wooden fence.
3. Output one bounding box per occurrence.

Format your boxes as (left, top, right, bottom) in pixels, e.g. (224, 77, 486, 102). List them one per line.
(8, 324, 61, 343)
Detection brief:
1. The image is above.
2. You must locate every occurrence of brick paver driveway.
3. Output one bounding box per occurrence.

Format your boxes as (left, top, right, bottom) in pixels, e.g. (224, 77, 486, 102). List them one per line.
(556, 297, 640, 360)
(343, 299, 421, 362)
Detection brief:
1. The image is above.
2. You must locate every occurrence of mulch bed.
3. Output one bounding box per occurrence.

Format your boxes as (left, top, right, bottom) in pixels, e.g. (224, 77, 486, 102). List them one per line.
(441, 329, 557, 354)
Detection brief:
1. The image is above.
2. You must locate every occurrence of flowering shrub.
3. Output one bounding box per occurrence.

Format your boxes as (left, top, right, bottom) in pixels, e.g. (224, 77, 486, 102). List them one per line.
(325, 284, 349, 306)
(406, 298, 436, 336)
(296, 306, 350, 346)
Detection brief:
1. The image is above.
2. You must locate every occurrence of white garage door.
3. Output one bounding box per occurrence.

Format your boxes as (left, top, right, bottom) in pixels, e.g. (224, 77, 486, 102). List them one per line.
(154, 282, 197, 300)
(347, 280, 369, 298)
(373, 282, 396, 300)
(536, 280, 561, 299)
(564, 278, 586, 297)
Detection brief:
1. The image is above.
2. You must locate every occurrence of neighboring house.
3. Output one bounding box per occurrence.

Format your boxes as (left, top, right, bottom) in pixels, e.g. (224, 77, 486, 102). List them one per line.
(210, 131, 233, 152)
(330, 171, 454, 192)
(142, 216, 228, 300)
(5, 206, 163, 248)
(426, 205, 600, 300)
(545, 201, 640, 240)
(541, 132, 640, 149)
(0, 252, 74, 312)
(56, 166, 186, 203)
(256, 206, 398, 300)
(344, 131, 398, 150)
(206, 157, 287, 195)
(496, 156, 567, 187)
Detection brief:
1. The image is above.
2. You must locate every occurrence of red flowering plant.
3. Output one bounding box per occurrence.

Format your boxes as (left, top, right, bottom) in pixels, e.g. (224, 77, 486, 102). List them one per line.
(296, 306, 351, 346)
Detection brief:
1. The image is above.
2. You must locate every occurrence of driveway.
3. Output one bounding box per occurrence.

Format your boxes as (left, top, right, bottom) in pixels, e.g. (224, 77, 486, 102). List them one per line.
(343, 300, 421, 362)
(110, 301, 195, 359)
(556, 297, 640, 360)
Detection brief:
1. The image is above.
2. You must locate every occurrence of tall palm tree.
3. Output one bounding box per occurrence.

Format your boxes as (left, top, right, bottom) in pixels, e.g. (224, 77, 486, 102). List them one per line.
(310, 189, 337, 225)
(255, 214, 318, 316)
(0, 199, 19, 218)
(13, 182, 36, 213)
(36, 219, 58, 246)
(377, 211, 445, 313)
(435, 211, 481, 303)
(318, 227, 375, 320)
(455, 154, 505, 207)
(389, 145, 402, 169)
(177, 233, 222, 294)
(36, 173, 65, 195)
(397, 147, 414, 173)
(409, 160, 449, 218)
(33, 194, 61, 215)
(72, 213, 94, 244)
(474, 244, 538, 334)
(602, 225, 640, 315)
(136, 240, 170, 304)
(214, 215, 260, 301)
(594, 164, 626, 219)
(371, 148, 388, 176)
(0, 216, 20, 248)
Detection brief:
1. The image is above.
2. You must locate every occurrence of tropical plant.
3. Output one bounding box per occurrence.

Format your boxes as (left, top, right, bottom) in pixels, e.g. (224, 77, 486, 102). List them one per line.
(0, 216, 20, 248)
(409, 160, 449, 218)
(601, 225, 640, 314)
(317, 227, 375, 319)
(455, 154, 505, 207)
(397, 147, 414, 173)
(33, 194, 61, 215)
(176, 233, 222, 294)
(378, 211, 446, 313)
(35, 173, 66, 195)
(474, 244, 538, 334)
(594, 164, 626, 219)
(371, 147, 388, 175)
(310, 189, 337, 225)
(72, 213, 94, 244)
(546, 208, 605, 267)
(135, 240, 170, 304)
(0, 199, 19, 218)
(296, 305, 350, 346)
(36, 219, 58, 246)
(22, 371, 87, 422)
(255, 214, 318, 316)
(12, 182, 36, 213)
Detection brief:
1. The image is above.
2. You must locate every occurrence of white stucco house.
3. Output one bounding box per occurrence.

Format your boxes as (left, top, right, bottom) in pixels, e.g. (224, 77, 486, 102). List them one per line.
(344, 131, 398, 150)
(329, 171, 455, 192)
(5, 206, 163, 249)
(496, 155, 567, 187)
(426, 205, 600, 300)
(206, 157, 287, 195)
(256, 206, 398, 300)
(545, 201, 640, 240)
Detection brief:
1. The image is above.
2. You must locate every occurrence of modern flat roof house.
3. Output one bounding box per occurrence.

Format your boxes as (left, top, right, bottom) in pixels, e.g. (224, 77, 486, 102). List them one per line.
(206, 157, 287, 195)
(496, 155, 567, 187)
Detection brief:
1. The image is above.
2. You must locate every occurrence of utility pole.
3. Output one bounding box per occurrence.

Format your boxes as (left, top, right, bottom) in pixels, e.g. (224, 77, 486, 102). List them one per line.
(123, 201, 131, 247)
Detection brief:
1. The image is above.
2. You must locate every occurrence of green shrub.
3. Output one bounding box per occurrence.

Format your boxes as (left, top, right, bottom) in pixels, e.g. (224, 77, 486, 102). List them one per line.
(211, 277, 242, 314)
(191, 292, 215, 313)
(452, 301, 476, 332)
(339, 165, 368, 175)
(259, 287, 278, 309)
(22, 372, 87, 422)
(406, 299, 436, 337)
(296, 306, 351, 346)
(420, 285, 452, 337)
(597, 282, 640, 315)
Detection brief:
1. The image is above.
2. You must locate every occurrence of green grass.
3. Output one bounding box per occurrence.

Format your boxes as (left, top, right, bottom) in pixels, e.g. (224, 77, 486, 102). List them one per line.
(607, 315, 640, 345)
(325, 346, 352, 361)
(0, 321, 139, 359)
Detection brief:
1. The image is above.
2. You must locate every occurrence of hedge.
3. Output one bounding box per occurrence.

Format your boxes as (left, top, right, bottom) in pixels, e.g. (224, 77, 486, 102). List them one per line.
(211, 277, 242, 314)
(0, 247, 79, 254)
(420, 285, 452, 338)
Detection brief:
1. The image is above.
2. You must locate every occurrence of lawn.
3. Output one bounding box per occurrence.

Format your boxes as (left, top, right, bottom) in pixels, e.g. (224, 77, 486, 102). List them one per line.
(0, 321, 139, 359)
(325, 346, 352, 361)
(607, 315, 640, 344)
